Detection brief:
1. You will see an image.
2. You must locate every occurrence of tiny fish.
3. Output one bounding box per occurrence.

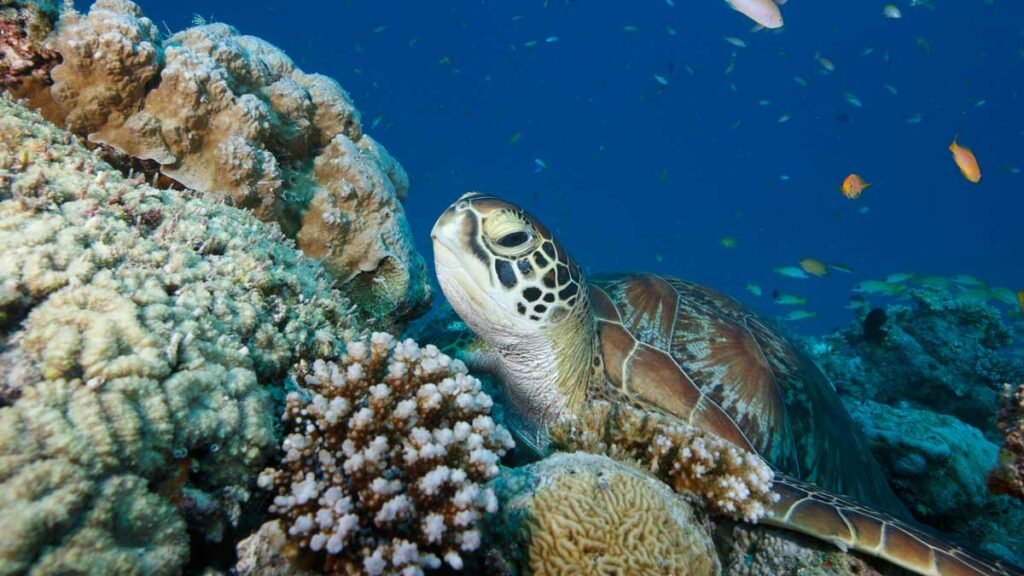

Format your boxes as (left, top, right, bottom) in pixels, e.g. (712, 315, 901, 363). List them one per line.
(793, 75, 808, 88)
(758, 99, 772, 106)
(774, 266, 809, 279)
(799, 258, 828, 277)
(990, 287, 1017, 305)
(918, 276, 952, 289)
(952, 274, 985, 287)
(846, 296, 870, 310)
(885, 272, 915, 284)
(724, 36, 748, 48)
(844, 92, 862, 107)
(623, 25, 641, 32)
(883, 84, 899, 95)
(534, 158, 547, 172)
(774, 294, 808, 305)
(778, 113, 791, 123)
(667, 26, 678, 36)
(546, 36, 559, 43)
(853, 281, 900, 296)
(906, 113, 924, 124)
(438, 55, 453, 65)
(524, 40, 539, 48)
(842, 173, 871, 199)
(373, 24, 389, 34)
(827, 262, 854, 273)
(725, 54, 736, 75)
(720, 236, 740, 248)
(784, 310, 817, 321)
(746, 283, 763, 296)
(371, 115, 383, 129)
(949, 135, 982, 183)
(883, 5, 902, 19)
(666, 0, 675, 6)
(653, 74, 669, 86)
(815, 51, 835, 72)
(508, 132, 522, 145)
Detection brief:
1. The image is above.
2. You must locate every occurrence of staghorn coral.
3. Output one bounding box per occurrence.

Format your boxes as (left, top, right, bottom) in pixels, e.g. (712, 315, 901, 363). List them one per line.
(9, 0, 431, 323)
(548, 400, 777, 523)
(0, 95, 357, 574)
(485, 452, 720, 576)
(991, 383, 1024, 503)
(258, 333, 515, 575)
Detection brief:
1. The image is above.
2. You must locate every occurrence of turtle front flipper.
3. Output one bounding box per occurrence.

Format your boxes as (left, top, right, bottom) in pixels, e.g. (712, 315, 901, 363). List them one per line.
(769, 475, 1024, 576)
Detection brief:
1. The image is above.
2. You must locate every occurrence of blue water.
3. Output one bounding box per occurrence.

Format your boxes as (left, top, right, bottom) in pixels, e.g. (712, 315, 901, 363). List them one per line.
(116, 0, 1023, 332)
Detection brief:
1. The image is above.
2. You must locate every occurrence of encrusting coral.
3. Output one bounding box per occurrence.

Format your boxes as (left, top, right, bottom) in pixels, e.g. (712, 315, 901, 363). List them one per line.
(0, 95, 359, 574)
(991, 383, 1024, 504)
(547, 400, 777, 523)
(485, 452, 721, 576)
(258, 333, 515, 575)
(4, 0, 431, 323)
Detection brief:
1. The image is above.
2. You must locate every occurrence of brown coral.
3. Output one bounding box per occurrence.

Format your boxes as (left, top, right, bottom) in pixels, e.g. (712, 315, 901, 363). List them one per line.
(259, 333, 514, 575)
(990, 383, 1024, 502)
(548, 400, 777, 522)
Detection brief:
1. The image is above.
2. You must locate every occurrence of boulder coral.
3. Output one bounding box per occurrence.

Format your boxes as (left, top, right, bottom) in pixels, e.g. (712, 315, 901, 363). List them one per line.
(548, 400, 777, 523)
(485, 452, 721, 576)
(0, 95, 358, 574)
(258, 333, 515, 575)
(6, 0, 431, 323)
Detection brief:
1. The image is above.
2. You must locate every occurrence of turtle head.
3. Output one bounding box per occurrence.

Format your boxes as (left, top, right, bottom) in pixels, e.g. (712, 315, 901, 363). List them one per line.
(431, 192, 586, 346)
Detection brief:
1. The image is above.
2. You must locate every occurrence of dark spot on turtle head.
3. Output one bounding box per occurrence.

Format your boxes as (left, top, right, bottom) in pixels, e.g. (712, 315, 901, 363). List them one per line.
(569, 261, 581, 283)
(534, 303, 547, 313)
(516, 259, 533, 276)
(523, 287, 542, 302)
(543, 270, 556, 289)
(462, 213, 489, 264)
(516, 303, 526, 315)
(559, 283, 578, 300)
(529, 314, 540, 321)
(592, 356, 600, 366)
(495, 260, 517, 288)
(533, 252, 548, 268)
(543, 292, 555, 303)
(542, 242, 556, 260)
(556, 265, 569, 285)
(567, 296, 577, 307)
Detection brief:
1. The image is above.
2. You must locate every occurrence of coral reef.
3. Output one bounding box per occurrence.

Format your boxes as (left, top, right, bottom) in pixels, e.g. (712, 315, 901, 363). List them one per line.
(5, 0, 431, 323)
(485, 452, 720, 576)
(258, 333, 515, 575)
(716, 521, 903, 576)
(0, 96, 358, 574)
(810, 287, 1023, 435)
(991, 383, 1024, 503)
(548, 400, 777, 522)
(235, 520, 317, 576)
(847, 399, 1024, 564)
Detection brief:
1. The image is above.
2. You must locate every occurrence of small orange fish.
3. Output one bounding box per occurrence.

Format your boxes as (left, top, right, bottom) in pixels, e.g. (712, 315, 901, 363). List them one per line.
(841, 173, 870, 199)
(949, 136, 981, 183)
(799, 258, 828, 277)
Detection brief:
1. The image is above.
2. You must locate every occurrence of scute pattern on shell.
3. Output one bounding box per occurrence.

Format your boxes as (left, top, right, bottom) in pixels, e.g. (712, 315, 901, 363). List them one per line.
(588, 273, 907, 515)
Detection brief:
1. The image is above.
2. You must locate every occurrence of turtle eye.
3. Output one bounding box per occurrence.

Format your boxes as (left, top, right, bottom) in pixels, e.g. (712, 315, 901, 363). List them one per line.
(496, 231, 531, 248)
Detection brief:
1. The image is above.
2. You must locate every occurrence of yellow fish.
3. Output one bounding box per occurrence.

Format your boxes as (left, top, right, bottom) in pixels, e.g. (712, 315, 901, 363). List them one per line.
(799, 258, 828, 277)
(720, 236, 740, 248)
(842, 173, 870, 199)
(949, 136, 981, 183)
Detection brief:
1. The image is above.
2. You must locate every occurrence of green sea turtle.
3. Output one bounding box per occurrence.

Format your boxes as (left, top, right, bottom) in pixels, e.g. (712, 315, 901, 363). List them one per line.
(431, 192, 1022, 576)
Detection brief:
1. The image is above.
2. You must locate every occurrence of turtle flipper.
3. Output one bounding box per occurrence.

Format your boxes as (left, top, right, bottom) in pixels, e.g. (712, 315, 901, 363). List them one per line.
(766, 476, 1024, 576)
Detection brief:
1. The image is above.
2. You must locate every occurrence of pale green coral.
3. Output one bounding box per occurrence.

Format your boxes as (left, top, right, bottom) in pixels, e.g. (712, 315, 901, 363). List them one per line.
(0, 95, 359, 574)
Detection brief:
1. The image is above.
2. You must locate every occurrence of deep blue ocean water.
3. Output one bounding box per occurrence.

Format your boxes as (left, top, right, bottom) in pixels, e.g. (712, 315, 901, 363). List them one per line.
(104, 0, 1023, 333)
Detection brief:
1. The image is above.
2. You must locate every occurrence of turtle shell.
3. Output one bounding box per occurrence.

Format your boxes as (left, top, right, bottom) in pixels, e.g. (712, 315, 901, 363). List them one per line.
(590, 273, 906, 514)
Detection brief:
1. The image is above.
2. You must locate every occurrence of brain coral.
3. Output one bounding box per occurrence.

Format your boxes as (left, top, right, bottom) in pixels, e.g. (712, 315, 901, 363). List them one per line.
(485, 451, 720, 576)
(258, 333, 515, 575)
(548, 400, 777, 523)
(0, 95, 358, 574)
(16, 0, 430, 323)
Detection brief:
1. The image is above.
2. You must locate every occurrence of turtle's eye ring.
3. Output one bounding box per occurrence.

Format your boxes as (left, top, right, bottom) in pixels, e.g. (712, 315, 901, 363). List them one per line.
(496, 231, 531, 248)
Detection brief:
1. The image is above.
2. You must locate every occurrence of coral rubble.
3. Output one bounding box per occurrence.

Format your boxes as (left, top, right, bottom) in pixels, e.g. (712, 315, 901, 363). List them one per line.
(0, 95, 357, 574)
(4, 0, 431, 323)
(486, 452, 721, 576)
(548, 400, 777, 523)
(258, 333, 515, 575)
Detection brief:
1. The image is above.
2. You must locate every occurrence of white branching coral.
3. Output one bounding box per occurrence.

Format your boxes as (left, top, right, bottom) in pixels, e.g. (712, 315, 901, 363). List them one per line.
(260, 333, 514, 575)
(549, 400, 778, 523)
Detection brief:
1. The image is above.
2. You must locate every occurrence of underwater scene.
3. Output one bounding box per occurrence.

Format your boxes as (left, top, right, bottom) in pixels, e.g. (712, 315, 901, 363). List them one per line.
(1, 0, 1023, 574)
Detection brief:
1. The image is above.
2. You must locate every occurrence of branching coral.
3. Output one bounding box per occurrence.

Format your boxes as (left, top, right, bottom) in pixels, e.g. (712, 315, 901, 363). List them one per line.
(485, 452, 721, 576)
(548, 400, 777, 523)
(258, 333, 515, 575)
(0, 95, 357, 574)
(990, 383, 1024, 504)
(9, 0, 431, 323)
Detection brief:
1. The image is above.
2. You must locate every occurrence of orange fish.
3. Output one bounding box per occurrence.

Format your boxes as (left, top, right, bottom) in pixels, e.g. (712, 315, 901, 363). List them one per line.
(841, 173, 870, 199)
(949, 136, 981, 183)
(799, 258, 828, 277)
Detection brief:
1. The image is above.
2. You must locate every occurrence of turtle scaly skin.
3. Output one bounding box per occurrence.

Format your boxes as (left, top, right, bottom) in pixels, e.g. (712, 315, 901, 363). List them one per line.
(431, 192, 1023, 576)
